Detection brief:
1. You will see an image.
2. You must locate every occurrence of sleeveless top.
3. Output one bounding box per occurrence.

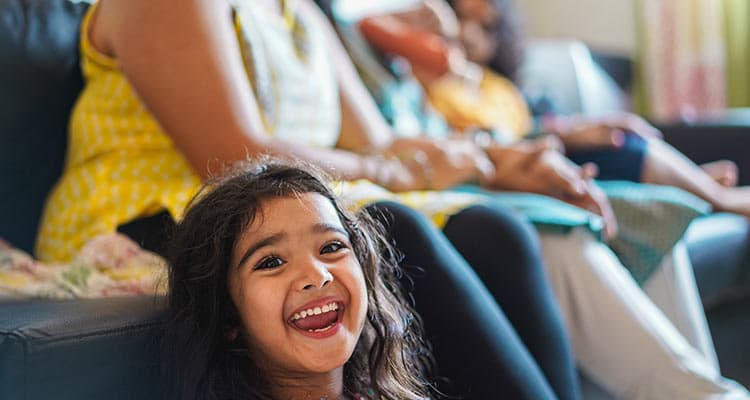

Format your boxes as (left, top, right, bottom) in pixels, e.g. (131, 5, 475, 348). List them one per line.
(36, 0, 343, 262)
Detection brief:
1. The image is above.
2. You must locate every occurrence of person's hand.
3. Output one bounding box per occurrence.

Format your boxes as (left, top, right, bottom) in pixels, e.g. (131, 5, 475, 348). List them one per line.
(379, 137, 494, 191)
(483, 145, 584, 195)
(565, 178, 618, 240)
(548, 112, 662, 152)
(483, 145, 618, 239)
(518, 135, 565, 153)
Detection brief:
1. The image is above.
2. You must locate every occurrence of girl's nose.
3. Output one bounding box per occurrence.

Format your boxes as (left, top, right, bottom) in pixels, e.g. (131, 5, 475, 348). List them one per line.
(298, 258, 333, 291)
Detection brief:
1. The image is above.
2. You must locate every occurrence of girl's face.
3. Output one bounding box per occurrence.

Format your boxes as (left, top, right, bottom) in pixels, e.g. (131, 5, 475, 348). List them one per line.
(228, 193, 368, 377)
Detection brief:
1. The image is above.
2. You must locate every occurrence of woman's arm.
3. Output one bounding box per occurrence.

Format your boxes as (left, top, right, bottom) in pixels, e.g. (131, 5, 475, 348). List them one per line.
(359, 14, 453, 77)
(294, 0, 496, 189)
(95, 0, 384, 181)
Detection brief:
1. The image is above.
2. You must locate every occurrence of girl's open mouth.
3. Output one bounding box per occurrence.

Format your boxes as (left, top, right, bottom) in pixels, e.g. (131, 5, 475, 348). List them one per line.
(288, 300, 344, 338)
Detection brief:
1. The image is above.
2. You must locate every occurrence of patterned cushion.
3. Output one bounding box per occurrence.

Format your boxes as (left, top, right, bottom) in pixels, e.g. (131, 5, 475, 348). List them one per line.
(0, 234, 166, 299)
(600, 181, 711, 284)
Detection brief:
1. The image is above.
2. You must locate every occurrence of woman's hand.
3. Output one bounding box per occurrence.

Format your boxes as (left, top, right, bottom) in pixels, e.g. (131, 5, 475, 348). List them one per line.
(483, 145, 618, 239)
(375, 137, 494, 191)
(548, 112, 662, 152)
(565, 178, 618, 240)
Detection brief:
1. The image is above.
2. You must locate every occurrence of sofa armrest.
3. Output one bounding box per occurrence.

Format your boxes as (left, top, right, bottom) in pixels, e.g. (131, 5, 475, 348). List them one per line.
(0, 296, 166, 399)
(658, 121, 750, 186)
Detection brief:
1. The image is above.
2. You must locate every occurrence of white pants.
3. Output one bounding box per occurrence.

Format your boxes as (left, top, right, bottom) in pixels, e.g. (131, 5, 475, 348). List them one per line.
(643, 242, 718, 370)
(539, 228, 749, 400)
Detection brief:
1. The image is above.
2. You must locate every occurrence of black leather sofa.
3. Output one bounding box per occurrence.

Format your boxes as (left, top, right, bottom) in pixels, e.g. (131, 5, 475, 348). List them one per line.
(1, 1, 166, 398)
(1, 0, 748, 398)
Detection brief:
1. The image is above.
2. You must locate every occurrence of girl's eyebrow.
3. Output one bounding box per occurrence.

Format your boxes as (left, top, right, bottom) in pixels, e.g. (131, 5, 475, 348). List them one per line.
(235, 223, 348, 269)
(236, 232, 286, 269)
(311, 223, 349, 238)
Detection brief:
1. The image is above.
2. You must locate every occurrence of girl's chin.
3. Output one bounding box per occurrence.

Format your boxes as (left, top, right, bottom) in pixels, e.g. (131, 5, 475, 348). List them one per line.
(293, 332, 359, 371)
(297, 353, 351, 374)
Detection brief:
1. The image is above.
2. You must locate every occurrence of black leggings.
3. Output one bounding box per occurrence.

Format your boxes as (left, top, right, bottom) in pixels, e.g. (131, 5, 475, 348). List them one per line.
(367, 202, 579, 400)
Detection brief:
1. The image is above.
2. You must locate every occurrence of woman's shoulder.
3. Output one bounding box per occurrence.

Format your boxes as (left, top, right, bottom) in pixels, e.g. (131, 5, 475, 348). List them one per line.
(92, 0, 234, 61)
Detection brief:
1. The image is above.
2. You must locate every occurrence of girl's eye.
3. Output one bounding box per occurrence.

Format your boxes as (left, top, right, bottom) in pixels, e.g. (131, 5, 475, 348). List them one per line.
(321, 241, 346, 254)
(254, 255, 285, 270)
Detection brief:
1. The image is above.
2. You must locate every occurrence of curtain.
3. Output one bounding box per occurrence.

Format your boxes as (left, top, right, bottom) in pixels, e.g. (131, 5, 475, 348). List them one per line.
(723, 0, 750, 107)
(634, 0, 726, 121)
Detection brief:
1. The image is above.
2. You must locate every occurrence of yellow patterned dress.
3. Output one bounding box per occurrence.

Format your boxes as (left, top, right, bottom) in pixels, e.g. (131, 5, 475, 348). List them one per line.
(36, 1, 200, 262)
(36, 0, 482, 262)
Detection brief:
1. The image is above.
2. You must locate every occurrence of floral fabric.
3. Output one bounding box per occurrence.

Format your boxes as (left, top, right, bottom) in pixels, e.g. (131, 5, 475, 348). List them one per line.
(1, 234, 166, 299)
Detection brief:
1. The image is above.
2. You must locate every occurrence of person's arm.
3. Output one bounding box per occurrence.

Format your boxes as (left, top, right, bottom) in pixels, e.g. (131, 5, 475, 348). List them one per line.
(96, 0, 385, 181)
(544, 113, 663, 152)
(300, 0, 496, 189)
(359, 14, 453, 77)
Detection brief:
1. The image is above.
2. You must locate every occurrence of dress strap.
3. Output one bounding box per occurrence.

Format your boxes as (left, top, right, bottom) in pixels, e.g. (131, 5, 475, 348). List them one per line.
(79, 1, 118, 71)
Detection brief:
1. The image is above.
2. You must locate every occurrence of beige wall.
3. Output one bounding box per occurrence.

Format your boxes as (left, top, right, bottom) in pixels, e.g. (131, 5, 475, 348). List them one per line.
(517, 0, 636, 56)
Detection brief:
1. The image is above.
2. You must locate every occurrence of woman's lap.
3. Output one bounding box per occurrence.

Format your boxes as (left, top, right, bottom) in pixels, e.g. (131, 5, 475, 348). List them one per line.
(442, 204, 579, 400)
(366, 201, 574, 399)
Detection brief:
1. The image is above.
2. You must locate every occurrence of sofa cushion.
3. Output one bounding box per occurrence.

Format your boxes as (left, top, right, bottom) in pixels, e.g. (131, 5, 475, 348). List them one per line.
(0, 296, 166, 399)
(685, 213, 750, 385)
(0, 0, 88, 254)
(685, 213, 750, 309)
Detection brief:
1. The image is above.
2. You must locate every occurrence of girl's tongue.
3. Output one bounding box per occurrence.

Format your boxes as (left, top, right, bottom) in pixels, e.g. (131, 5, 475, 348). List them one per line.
(292, 310, 339, 331)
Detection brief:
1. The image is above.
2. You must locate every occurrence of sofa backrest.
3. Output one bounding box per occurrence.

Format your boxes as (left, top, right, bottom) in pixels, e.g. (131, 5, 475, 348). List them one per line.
(0, 0, 88, 253)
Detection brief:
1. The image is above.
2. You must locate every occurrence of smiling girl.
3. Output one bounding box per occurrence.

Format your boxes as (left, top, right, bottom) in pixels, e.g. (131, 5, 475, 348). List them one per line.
(163, 160, 436, 400)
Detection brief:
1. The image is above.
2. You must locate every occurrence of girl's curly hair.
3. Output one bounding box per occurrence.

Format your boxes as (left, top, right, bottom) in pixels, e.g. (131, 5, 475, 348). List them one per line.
(162, 158, 436, 400)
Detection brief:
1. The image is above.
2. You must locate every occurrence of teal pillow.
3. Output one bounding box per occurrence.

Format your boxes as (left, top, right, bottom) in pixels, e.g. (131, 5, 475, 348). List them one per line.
(600, 181, 711, 284)
(455, 181, 710, 285)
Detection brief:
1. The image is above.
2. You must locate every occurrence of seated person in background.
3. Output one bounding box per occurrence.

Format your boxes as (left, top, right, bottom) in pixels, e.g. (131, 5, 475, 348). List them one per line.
(355, 0, 750, 218)
(164, 159, 437, 399)
(35, 0, 748, 397)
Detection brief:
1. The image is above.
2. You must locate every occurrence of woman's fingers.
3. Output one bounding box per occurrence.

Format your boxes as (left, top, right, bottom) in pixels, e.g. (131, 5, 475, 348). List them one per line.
(565, 183, 618, 240)
(389, 137, 489, 190)
(579, 162, 599, 180)
(587, 184, 619, 240)
(537, 151, 588, 199)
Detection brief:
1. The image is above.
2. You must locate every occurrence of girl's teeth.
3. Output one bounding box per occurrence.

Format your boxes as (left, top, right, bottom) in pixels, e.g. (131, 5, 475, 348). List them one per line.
(291, 302, 339, 321)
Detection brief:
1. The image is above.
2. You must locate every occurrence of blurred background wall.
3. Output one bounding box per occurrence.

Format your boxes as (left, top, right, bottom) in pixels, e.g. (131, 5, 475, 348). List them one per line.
(517, 0, 636, 57)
